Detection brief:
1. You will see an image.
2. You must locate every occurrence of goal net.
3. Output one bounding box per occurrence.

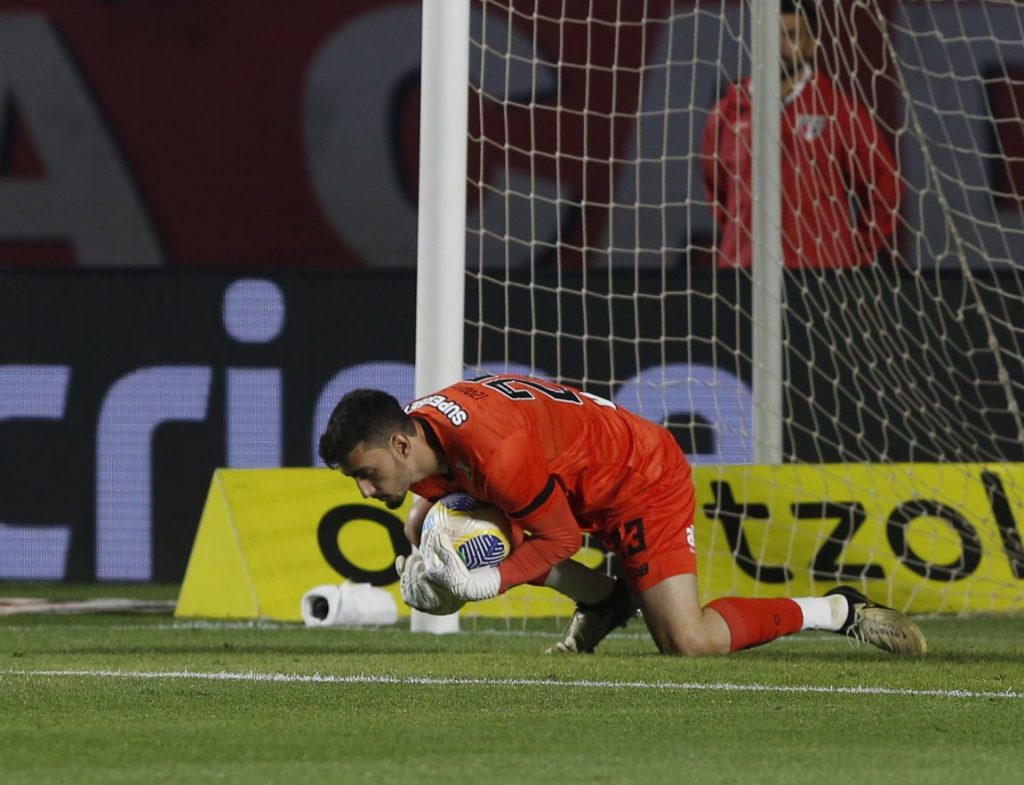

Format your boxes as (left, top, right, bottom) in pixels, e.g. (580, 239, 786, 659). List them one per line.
(445, 0, 1024, 617)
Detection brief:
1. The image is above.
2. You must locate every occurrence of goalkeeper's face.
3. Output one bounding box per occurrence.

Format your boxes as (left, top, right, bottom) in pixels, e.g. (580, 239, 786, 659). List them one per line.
(341, 441, 415, 510)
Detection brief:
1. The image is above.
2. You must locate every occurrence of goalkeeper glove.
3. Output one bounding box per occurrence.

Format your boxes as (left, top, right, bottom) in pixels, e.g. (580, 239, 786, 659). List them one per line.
(422, 530, 501, 601)
(395, 551, 465, 615)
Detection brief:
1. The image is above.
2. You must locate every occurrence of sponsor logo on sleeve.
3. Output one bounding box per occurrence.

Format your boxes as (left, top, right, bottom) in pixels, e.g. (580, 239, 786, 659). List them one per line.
(405, 394, 469, 426)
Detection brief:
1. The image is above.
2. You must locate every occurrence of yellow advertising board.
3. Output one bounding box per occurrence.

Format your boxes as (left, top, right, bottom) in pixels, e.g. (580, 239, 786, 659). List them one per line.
(175, 469, 596, 621)
(176, 464, 1024, 621)
(692, 463, 1024, 614)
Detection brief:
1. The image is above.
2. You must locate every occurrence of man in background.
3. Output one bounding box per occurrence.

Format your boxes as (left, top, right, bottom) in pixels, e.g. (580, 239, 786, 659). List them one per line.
(701, 0, 902, 269)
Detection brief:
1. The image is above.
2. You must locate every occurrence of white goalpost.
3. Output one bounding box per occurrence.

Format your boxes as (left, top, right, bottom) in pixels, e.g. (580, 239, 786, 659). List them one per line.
(418, 0, 1024, 620)
(413, 0, 471, 633)
(750, 0, 784, 464)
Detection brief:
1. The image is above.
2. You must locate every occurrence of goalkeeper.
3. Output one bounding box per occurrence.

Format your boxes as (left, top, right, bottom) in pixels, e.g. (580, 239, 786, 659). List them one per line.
(319, 374, 926, 656)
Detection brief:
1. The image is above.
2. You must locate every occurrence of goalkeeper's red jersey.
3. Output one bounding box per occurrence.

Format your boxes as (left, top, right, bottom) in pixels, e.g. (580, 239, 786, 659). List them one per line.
(407, 374, 694, 592)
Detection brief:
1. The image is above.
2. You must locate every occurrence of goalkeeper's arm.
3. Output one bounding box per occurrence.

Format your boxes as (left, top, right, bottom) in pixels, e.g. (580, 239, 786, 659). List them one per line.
(497, 484, 581, 592)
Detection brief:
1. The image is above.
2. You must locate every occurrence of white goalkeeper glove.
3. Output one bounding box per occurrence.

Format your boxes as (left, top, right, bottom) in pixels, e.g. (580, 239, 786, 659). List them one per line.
(422, 530, 501, 602)
(395, 551, 465, 616)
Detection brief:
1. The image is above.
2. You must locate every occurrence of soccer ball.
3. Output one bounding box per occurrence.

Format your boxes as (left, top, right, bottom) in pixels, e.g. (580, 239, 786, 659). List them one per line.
(421, 493, 513, 569)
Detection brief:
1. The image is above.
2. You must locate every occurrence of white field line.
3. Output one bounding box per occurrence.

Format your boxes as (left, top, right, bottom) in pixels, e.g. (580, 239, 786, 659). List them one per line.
(1, 667, 1020, 701)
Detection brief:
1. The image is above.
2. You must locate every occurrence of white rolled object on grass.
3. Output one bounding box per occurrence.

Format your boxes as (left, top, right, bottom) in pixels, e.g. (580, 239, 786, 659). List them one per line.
(300, 582, 398, 627)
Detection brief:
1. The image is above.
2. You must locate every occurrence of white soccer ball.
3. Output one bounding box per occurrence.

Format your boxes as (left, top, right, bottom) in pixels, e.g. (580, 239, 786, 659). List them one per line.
(421, 493, 513, 569)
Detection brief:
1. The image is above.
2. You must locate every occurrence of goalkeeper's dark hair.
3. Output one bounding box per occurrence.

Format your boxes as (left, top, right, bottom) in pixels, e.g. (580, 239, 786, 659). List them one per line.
(318, 389, 415, 468)
(781, 0, 818, 37)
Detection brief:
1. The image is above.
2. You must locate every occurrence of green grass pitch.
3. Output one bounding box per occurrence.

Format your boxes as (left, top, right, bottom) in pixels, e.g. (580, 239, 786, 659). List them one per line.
(1, 584, 1022, 785)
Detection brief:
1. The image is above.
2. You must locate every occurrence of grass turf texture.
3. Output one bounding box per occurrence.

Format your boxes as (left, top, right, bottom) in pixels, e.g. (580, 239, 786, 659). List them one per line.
(1, 592, 1021, 785)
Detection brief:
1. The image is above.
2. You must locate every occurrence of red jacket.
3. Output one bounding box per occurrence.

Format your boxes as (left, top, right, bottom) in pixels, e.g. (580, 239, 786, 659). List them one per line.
(701, 69, 901, 269)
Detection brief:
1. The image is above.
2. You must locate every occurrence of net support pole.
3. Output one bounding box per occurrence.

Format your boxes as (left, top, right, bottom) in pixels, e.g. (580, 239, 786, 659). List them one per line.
(751, 0, 784, 464)
(411, 0, 470, 634)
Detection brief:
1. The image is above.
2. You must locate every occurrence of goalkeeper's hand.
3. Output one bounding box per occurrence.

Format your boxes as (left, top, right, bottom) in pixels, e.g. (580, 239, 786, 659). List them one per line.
(395, 551, 465, 616)
(422, 530, 501, 601)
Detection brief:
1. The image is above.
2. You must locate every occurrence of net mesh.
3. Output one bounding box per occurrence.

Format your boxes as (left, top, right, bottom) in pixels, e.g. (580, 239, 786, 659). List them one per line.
(458, 0, 1024, 614)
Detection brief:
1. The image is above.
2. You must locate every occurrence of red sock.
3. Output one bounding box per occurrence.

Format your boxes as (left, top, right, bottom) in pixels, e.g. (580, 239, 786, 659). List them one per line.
(706, 597, 804, 652)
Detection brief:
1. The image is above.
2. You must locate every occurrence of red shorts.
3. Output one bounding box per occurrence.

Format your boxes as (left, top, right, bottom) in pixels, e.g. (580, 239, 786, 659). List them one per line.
(590, 447, 698, 593)
(594, 507, 696, 593)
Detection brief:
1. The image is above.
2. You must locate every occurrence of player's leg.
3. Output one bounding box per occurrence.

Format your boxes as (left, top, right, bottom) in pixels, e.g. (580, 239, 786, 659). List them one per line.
(543, 558, 617, 604)
(642, 572, 841, 655)
(639, 573, 733, 655)
(619, 446, 924, 654)
(642, 575, 927, 655)
(544, 552, 926, 655)
(624, 505, 806, 655)
(543, 559, 637, 654)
